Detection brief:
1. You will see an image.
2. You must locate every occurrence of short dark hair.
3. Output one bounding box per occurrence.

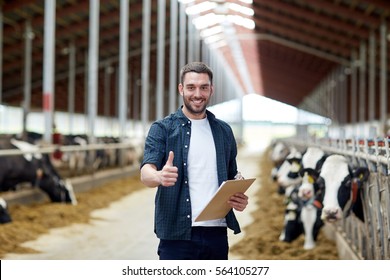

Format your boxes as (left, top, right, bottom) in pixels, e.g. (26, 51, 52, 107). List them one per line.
(179, 62, 213, 85)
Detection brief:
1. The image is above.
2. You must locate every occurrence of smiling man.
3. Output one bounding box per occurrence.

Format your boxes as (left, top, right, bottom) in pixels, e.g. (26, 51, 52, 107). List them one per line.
(140, 62, 248, 260)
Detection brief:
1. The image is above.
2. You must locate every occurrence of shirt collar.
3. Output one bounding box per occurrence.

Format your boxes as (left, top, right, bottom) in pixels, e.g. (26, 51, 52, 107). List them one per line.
(174, 106, 216, 123)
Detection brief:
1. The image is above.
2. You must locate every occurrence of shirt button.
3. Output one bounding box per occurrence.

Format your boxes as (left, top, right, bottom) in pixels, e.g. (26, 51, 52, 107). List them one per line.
(185, 181, 187, 184)
(188, 121, 191, 124)
(187, 215, 190, 218)
(187, 132, 190, 135)
(184, 162, 187, 166)
(184, 145, 188, 148)
(186, 198, 189, 202)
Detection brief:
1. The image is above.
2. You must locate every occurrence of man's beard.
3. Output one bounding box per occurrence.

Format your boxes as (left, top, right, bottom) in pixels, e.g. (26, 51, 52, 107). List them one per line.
(182, 96, 208, 116)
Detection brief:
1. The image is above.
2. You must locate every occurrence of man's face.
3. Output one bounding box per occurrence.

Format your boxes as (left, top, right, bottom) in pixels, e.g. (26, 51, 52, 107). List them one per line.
(179, 72, 213, 119)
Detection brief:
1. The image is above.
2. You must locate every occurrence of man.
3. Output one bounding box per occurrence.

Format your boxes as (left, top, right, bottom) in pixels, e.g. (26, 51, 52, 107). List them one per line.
(140, 62, 248, 260)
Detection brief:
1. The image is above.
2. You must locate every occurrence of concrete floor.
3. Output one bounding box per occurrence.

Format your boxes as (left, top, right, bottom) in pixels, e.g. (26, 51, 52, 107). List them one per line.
(3, 145, 263, 260)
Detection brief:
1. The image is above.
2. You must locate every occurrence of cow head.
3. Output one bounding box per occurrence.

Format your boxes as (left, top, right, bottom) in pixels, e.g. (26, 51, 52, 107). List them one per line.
(298, 171, 319, 201)
(276, 149, 303, 194)
(317, 154, 369, 222)
(0, 197, 12, 224)
(37, 154, 77, 205)
(38, 174, 77, 205)
(270, 142, 290, 165)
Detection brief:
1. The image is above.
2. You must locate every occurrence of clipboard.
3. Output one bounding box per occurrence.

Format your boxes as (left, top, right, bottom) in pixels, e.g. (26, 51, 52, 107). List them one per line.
(195, 178, 256, 222)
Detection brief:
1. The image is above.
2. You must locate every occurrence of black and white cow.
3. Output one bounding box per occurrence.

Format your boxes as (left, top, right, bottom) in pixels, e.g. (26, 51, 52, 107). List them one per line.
(275, 147, 303, 195)
(0, 197, 12, 224)
(270, 141, 290, 181)
(317, 154, 370, 222)
(62, 135, 88, 175)
(279, 147, 326, 249)
(0, 138, 77, 205)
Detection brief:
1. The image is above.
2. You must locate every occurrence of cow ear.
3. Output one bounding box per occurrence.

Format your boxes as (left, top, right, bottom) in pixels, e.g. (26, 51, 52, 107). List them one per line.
(353, 167, 370, 183)
(315, 155, 327, 172)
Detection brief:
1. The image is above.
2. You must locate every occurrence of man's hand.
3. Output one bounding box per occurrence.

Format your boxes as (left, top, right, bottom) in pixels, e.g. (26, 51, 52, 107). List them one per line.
(160, 151, 178, 187)
(234, 171, 244, 180)
(228, 192, 248, 212)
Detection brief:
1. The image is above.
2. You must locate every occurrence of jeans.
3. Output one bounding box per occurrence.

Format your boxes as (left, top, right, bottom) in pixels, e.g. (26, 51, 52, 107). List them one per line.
(157, 226, 229, 260)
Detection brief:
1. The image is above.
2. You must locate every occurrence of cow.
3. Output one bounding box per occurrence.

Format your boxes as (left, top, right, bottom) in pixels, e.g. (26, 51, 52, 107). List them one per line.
(296, 175, 324, 250)
(0, 138, 77, 206)
(316, 154, 370, 222)
(0, 197, 12, 224)
(279, 147, 326, 249)
(275, 147, 303, 195)
(270, 141, 290, 181)
(62, 135, 88, 175)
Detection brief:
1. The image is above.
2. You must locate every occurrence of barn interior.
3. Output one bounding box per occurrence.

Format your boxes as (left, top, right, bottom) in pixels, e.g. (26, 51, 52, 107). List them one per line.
(1, 0, 390, 263)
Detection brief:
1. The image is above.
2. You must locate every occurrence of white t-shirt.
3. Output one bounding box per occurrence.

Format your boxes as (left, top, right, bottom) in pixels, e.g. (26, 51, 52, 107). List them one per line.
(188, 117, 227, 227)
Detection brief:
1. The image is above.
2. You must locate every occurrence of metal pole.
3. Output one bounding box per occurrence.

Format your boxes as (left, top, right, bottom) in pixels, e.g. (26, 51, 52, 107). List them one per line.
(68, 40, 76, 135)
(104, 63, 113, 135)
(368, 30, 376, 122)
(119, 0, 129, 140)
(359, 41, 366, 126)
(141, 0, 151, 135)
(43, 0, 56, 143)
(88, 0, 100, 144)
(23, 19, 33, 138)
(179, 1, 186, 68)
(84, 50, 88, 130)
(156, 0, 166, 120)
(351, 51, 357, 133)
(341, 68, 347, 124)
(0, 7, 3, 104)
(169, 0, 178, 113)
(380, 20, 387, 135)
(187, 15, 194, 63)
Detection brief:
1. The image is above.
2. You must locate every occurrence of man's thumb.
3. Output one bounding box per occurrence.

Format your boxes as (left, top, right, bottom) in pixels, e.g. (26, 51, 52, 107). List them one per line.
(166, 151, 174, 166)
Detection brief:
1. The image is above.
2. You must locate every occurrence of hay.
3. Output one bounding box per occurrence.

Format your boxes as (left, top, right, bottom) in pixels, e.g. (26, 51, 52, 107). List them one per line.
(0, 176, 143, 258)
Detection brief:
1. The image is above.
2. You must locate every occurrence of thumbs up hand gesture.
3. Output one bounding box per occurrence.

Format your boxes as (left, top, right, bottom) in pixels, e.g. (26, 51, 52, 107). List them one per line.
(160, 151, 178, 187)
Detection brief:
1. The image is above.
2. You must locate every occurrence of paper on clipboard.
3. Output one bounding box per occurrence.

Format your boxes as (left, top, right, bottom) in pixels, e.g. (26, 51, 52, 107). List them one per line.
(195, 178, 256, 222)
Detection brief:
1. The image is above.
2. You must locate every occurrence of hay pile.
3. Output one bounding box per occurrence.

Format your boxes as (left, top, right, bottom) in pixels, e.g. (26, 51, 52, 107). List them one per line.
(0, 176, 144, 258)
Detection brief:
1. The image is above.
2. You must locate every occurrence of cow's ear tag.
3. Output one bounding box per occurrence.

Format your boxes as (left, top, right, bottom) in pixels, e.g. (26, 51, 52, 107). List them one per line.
(291, 162, 301, 172)
(308, 175, 314, 184)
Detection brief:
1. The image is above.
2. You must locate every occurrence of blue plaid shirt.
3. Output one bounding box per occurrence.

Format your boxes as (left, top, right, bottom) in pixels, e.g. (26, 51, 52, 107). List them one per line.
(141, 107, 241, 240)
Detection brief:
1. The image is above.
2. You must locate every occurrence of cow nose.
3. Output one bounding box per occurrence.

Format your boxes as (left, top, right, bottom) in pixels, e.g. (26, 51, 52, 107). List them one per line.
(322, 207, 340, 222)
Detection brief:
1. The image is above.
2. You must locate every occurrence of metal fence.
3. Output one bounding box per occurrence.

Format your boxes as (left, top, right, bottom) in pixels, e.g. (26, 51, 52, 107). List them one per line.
(282, 137, 390, 260)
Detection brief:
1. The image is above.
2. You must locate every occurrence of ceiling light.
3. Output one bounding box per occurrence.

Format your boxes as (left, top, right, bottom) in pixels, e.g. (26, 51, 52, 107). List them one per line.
(186, 1, 216, 15)
(238, 0, 253, 4)
(229, 3, 254, 16)
(200, 25, 223, 38)
(227, 15, 255, 29)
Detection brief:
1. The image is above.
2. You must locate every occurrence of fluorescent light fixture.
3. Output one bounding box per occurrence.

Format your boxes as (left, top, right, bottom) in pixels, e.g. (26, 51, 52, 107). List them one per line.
(204, 33, 226, 44)
(239, 0, 253, 4)
(186, 1, 216, 15)
(209, 40, 227, 49)
(227, 15, 255, 29)
(193, 13, 255, 30)
(193, 13, 224, 29)
(229, 3, 254, 16)
(200, 25, 223, 38)
(179, 0, 196, 4)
